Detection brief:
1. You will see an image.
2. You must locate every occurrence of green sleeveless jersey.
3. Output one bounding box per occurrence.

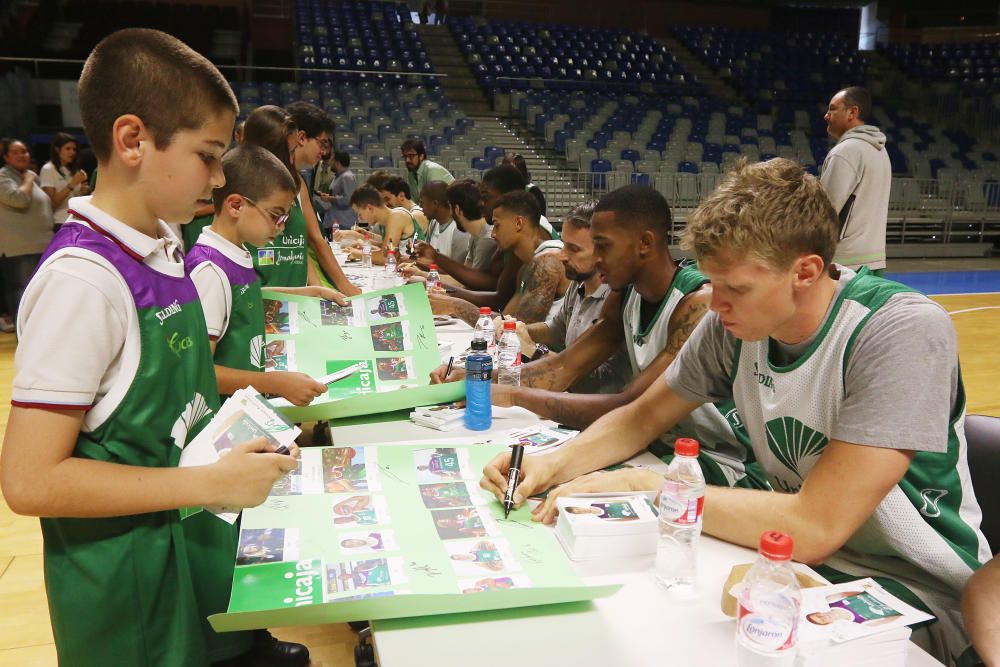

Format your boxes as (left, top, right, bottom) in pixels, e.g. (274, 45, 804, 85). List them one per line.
(624, 264, 763, 489)
(732, 268, 988, 661)
(38, 218, 252, 665)
(186, 238, 265, 373)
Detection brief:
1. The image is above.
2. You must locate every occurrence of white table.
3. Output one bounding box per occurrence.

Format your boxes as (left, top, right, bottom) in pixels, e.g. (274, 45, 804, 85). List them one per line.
(325, 418, 943, 667)
(371, 538, 943, 667)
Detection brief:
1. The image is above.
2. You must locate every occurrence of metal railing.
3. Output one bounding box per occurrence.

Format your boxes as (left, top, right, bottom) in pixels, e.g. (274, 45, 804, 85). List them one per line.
(352, 166, 1000, 246)
(0, 57, 449, 83)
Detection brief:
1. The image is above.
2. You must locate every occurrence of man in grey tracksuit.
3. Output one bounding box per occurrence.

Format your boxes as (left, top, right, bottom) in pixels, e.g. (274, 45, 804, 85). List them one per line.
(820, 86, 893, 274)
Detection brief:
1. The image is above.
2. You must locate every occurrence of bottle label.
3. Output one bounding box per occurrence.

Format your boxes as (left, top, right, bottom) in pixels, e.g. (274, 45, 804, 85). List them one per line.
(659, 481, 703, 525)
(465, 356, 493, 380)
(737, 598, 797, 652)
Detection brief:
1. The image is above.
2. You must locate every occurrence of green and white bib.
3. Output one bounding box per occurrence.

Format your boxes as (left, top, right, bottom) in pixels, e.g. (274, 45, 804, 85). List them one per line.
(731, 269, 988, 659)
(185, 235, 265, 374)
(624, 265, 756, 487)
(251, 196, 308, 288)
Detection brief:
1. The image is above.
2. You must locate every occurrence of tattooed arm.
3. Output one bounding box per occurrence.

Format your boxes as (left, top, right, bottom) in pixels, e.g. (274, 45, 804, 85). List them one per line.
(428, 293, 483, 325)
(494, 288, 711, 428)
(516, 289, 625, 391)
(511, 253, 565, 324)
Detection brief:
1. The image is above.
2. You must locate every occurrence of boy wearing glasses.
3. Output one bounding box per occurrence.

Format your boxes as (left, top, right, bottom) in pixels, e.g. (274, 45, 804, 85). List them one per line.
(186, 144, 346, 406)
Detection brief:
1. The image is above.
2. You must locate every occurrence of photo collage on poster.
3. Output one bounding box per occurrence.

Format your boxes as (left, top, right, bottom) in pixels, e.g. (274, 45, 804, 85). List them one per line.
(236, 446, 533, 605)
(317, 292, 415, 393)
(412, 448, 529, 593)
(237, 446, 411, 603)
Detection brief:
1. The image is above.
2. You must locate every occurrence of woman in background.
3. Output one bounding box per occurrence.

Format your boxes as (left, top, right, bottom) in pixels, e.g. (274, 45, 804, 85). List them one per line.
(0, 137, 53, 323)
(39, 132, 89, 230)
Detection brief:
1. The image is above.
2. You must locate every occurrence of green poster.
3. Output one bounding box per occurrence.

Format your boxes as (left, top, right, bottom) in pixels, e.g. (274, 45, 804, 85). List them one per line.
(209, 444, 621, 632)
(261, 283, 464, 420)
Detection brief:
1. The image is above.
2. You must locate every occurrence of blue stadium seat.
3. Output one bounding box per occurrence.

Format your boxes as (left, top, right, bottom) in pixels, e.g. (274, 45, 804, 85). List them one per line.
(678, 161, 699, 174)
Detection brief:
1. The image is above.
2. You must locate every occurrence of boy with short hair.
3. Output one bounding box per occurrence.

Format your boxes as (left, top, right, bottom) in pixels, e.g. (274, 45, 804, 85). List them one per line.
(186, 144, 345, 406)
(0, 29, 302, 666)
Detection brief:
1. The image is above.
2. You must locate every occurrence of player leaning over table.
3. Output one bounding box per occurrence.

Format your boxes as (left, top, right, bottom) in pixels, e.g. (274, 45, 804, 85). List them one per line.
(436, 186, 763, 489)
(481, 158, 989, 666)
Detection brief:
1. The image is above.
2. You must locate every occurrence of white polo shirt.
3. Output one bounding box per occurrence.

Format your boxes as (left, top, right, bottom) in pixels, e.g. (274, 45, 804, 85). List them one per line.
(188, 228, 255, 341)
(13, 197, 186, 432)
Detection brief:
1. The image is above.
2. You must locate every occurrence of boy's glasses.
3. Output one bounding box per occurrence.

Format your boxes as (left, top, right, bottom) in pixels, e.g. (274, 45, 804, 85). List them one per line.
(242, 196, 290, 228)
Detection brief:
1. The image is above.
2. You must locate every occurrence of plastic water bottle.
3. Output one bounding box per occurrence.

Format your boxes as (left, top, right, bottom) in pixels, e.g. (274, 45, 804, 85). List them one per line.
(497, 320, 522, 386)
(362, 233, 373, 269)
(385, 248, 397, 274)
(473, 307, 497, 359)
(426, 264, 441, 292)
(463, 338, 492, 431)
(654, 437, 705, 591)
(736, 532, 800, 666)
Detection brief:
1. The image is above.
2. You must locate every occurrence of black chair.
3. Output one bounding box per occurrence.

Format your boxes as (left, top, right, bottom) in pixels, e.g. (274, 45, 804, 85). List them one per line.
(965, 414, 1000, 555)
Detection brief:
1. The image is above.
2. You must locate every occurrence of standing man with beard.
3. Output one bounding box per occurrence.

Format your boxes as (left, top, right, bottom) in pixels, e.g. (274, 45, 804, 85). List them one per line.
(820, 86, 892, 274)
(401, 138, 453, 206)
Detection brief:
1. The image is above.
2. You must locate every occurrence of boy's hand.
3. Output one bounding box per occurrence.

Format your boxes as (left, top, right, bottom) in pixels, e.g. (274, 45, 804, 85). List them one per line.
(310, 287, 348, 305)
(211, 438, 300, 508)
(340, 283, 362, 297)
(269, 371, 327, 406)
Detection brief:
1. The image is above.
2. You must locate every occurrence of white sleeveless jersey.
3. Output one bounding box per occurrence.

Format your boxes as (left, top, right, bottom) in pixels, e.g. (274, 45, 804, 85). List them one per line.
(731, 269, 988, 660)
(623, 265, 750, 485)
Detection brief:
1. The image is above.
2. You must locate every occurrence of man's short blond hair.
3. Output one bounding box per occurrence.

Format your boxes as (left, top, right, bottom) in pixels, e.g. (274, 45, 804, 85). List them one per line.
(681, 158, 839, 270)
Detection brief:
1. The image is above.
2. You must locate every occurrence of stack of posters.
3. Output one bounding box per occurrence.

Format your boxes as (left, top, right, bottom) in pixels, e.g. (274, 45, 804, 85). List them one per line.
(179, 388, 301, 522)
(554, 495, 659, 561)
(795, 579, 934, 667)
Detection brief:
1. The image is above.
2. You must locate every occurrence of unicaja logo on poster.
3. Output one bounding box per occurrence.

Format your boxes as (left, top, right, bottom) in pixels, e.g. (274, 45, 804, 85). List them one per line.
(282, 560, 323, 607)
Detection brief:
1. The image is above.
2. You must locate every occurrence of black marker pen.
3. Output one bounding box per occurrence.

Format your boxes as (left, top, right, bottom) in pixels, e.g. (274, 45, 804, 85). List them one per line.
(502, 443, 525, 519)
